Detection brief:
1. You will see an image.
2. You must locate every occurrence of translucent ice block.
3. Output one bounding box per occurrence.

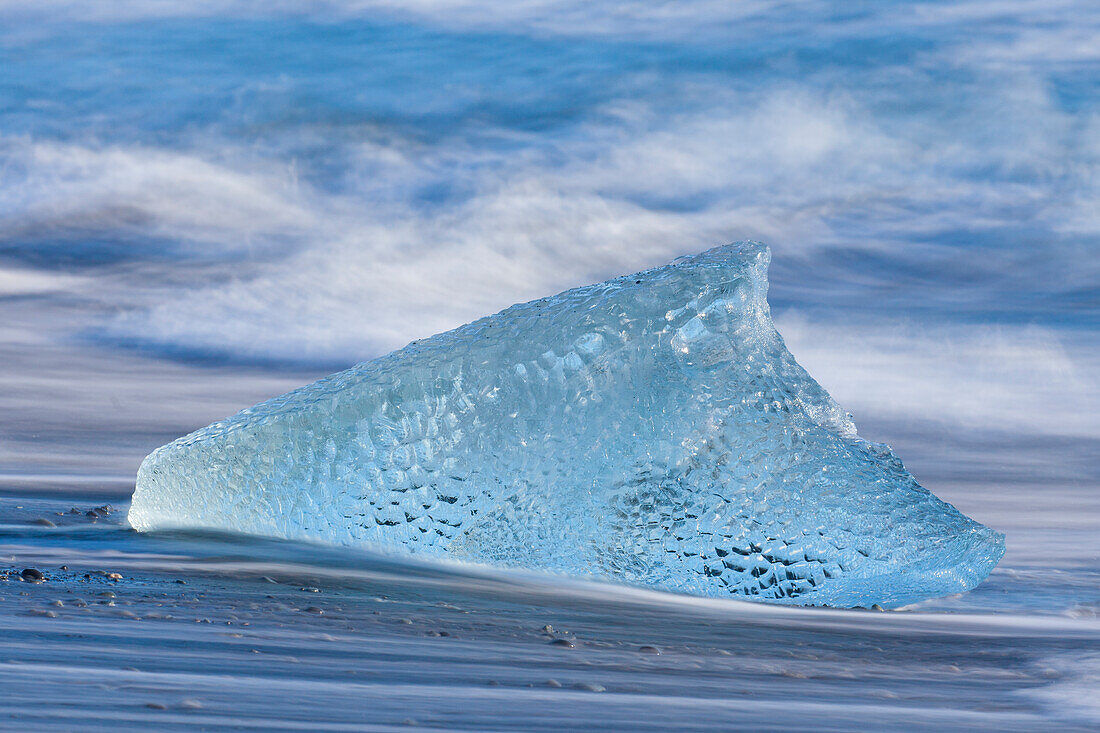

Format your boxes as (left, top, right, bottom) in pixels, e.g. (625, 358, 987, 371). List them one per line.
(129, 242, 1004, 607)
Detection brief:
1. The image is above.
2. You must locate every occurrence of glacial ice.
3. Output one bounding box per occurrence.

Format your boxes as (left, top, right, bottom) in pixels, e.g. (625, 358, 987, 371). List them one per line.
(129, 242, 1004, 607)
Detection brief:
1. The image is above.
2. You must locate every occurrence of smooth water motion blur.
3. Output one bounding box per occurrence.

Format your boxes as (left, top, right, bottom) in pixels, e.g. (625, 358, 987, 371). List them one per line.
(129, 243, 1004, 607)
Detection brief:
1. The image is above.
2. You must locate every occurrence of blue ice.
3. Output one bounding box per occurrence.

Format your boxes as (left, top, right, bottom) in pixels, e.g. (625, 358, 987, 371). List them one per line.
(129, 242, 1004, 607)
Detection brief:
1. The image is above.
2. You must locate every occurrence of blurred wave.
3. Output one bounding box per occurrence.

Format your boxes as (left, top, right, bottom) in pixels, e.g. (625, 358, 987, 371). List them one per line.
(0, 2, 1096, 489)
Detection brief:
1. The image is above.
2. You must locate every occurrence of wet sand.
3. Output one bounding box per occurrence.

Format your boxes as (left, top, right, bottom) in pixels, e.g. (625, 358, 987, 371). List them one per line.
(3, 495, 1098, 731)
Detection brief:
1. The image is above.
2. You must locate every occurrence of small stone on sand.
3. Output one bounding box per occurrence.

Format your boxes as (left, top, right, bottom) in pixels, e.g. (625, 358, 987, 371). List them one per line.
(572, 682, 606, 692)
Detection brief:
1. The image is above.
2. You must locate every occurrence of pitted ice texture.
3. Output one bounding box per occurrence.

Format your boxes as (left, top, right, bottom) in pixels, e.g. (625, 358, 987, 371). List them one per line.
(129, 242, 1004, 607)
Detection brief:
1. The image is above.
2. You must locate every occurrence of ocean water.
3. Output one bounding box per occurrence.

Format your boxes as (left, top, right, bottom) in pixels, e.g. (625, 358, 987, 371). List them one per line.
(1, 1, 1098, 729)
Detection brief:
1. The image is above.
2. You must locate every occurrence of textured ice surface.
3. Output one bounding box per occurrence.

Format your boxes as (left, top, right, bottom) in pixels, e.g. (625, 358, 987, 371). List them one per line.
(129, 242, 1004, 607)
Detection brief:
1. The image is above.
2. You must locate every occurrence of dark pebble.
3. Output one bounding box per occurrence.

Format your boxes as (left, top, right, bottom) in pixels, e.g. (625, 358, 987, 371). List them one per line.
(304, 606, 324, 614)
(639, 645, 661, 655)
(21, 568, 44, 582)
(85, 511, 98, 520)
(175, 579, 187, 584)
(32, 518, 56, 527)
(549, 638, 575, 648)
(145, 703, 168, 710)
(545, 679, 562, 688)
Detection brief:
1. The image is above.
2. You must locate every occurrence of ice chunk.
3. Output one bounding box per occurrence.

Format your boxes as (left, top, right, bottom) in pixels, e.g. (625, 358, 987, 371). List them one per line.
(129, 242, 1004, 607)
